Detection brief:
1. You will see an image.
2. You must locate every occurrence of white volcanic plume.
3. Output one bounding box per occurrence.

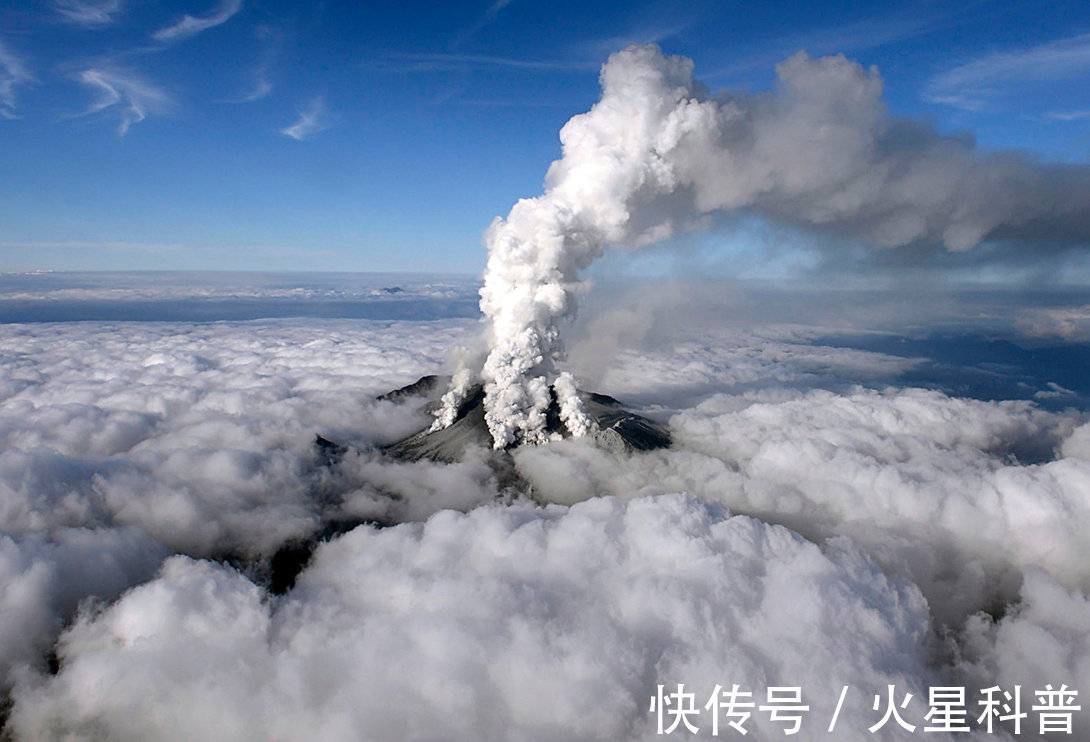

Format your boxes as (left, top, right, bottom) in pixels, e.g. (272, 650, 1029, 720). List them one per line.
(472, 45, 701, 447)
(448, 44, 1090, 448)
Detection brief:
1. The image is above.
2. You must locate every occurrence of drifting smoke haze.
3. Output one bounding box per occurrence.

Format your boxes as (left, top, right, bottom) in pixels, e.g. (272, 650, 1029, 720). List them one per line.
(463, 45, 1090, 448)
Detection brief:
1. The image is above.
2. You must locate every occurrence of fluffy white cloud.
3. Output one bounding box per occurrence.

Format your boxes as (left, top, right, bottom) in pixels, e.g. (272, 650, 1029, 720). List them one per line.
(0, 528, 166, 688)
(0, 319, 479, 555)
(1, 299, 1088, 739)
(1018, 304, 1090, 342)
(0, 317, 482, 699)
(515, 384, 1085, 624)
(10, 495, 953, 741)
(958, 569, 1090, 738)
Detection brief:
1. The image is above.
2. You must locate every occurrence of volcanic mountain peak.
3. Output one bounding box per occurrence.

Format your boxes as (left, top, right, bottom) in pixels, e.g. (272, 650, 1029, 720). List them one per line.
(381, 375, 671, 463)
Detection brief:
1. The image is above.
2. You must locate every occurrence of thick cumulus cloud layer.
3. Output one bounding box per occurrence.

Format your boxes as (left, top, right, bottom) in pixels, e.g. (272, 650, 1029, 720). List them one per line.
(468, 44, 1090, 447)
(959, 568, 1090, 726)
(12, 495, 949, 742)
(510, 315, 1090, 625)
(0, 318, 480, 554)
(515, 386, 1087, 624)
(0, 318, 484, 696)
(0, 528, 166, 688)
(4, 300, 1090, 739)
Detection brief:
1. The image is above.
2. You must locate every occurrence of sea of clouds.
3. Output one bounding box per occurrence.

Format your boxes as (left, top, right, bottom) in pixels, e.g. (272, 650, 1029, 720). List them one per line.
(0, 274, 1081, 736)
(1, 273, 1088, 740)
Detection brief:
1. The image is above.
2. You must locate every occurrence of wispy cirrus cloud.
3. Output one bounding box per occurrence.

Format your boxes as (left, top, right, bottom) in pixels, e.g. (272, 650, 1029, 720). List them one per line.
(925, 32, 1090, 110)
(280, 96, 330, 141)
(704, 5, 960, 82)
(74, 67, 172, 135)
(240, 69, 271, 102)
(483, 0, 513, 17)
(1044, 109, 1090, 121)
(450, 0, 516, 48)
(379, 51, 595, 73)
(152, 0, 242, 42)
(373, 51, 591, 108)
(582, 22, 690, 60)
(232, 24, 281, 103)
(0, 40, 33, 119)
(0, 240, 185, 253)
(54, 0, 123, 27)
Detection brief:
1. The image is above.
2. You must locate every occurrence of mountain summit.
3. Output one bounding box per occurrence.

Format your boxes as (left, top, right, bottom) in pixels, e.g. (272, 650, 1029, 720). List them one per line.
(381, 375, 671, 463)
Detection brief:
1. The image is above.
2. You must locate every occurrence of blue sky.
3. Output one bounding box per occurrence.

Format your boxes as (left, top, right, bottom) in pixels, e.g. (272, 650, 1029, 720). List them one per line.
(1, 0, 1089, 273)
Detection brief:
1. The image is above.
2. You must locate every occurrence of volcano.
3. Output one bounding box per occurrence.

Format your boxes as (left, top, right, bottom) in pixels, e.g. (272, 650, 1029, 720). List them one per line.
(380, 375, 671, 463)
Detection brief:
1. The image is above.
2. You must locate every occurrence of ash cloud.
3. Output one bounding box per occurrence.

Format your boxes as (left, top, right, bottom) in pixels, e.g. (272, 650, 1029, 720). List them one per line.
(458, 44, 1090, 448)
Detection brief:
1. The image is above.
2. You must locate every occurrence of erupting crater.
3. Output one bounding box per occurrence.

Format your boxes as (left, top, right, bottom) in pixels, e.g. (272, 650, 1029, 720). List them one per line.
(380, 374, 671, 463)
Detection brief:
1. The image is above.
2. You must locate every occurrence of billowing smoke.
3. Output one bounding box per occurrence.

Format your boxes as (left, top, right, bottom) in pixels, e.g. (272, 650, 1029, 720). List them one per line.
(447, 44, 1090, 447)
